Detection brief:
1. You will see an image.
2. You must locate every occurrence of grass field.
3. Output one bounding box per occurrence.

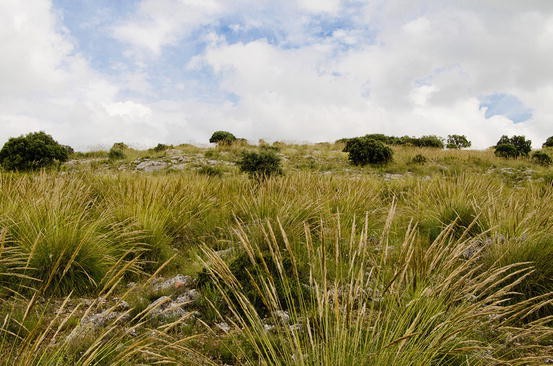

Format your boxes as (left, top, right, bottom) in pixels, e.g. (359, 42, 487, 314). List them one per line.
(0, 142, 552, 365)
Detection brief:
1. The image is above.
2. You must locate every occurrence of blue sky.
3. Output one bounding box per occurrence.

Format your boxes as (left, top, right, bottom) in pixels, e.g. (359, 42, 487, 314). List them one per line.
(0, 0, 551, 149)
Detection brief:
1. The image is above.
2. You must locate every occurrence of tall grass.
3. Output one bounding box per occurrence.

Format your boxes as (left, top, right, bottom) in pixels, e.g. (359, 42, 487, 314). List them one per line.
(200, 208, 552, 365)
(0, 143, 552, 365)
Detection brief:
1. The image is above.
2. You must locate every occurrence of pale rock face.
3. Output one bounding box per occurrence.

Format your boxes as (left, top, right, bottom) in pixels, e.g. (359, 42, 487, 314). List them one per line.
(135, 160, 168, 172)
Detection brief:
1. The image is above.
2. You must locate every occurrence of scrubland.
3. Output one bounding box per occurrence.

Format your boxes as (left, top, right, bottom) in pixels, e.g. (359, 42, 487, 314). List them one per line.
(0, 142, 551, 365)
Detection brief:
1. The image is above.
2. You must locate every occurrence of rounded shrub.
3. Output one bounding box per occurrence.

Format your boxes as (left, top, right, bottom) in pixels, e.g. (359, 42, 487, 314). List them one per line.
(531, 150, 552, 166)
(238, 149, 283, 179)
(446, 134, 471, 149)
(494, 144, 518, 159)
(108, 142, 127, 160)
(542, 136, 553, 148)
(209, 131, 237, 146)
(343, 137, 393, 166)
(153, 143, 170, 152)
(0, 131, 69, 171)
(494, 135, 532, 158)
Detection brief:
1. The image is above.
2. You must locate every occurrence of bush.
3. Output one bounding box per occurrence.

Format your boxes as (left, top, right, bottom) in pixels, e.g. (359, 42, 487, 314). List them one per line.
(209, 131, 237, 146)
(543, 136, 553, 148)
(494, 135, 531, 158)
(446, 135, 471, 149)
(494, 144, 519, 158)
(0, 131, 70, 171)
(343, 137, 393, 166)
(411, 135, 445, 148)
(153, 143, 170, 152)
(411, 154, 427, 164)
(108, 142, 129, 160)
(531, 151, 552, 166)
(238, 149, 283, 179)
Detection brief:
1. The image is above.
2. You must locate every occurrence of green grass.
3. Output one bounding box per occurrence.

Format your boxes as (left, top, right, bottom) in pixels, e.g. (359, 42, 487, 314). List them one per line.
(0, 142, 551, 364)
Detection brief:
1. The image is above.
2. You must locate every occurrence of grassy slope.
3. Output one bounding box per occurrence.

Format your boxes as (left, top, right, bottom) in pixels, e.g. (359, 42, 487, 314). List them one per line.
(0, 143, 551, 365)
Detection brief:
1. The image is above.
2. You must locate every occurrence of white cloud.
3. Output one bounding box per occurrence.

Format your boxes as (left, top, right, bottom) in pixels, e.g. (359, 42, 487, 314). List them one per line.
(1, 0, 553, 151)
(112, 0, 223, 56)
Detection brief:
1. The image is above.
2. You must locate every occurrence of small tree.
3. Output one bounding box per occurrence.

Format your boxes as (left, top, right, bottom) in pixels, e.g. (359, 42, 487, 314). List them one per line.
(209, 131, 237, 146)
(494, 135, 531, 158)
(108, 142, 127, 160)
(343, 137, 393, 166)
(531, 151, 552, 166)
(494, 144, 518, 158)
(238, 149, 283, 179)
(0, 131, 69, 171)
(153, 143, 169, 152)
(543, 136, 553, 148)
(446, 135, 471, 149)
(412, 135, 445, 149)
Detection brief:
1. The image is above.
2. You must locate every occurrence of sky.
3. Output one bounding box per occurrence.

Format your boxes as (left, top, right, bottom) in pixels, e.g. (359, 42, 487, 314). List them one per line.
(1, 0, 552, 150)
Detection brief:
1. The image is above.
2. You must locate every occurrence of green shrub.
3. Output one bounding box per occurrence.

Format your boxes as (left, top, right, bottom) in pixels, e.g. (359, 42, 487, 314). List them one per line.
(0, 131, 69, 171)
(153, 143, 170, 152)
(238, 149, 283, 179)
(532, 150, 552, 166)
(411, 135, 445, 148)
(494, 135, 531, 158)
(108, 142, 127, 160)
(209, 131, 237, 146)
(343, 137, 393, 165)
(411, 154, 427, 164)
(446, 135, 471, 149)
(542, 136, 553, 148)
(494, 143, 518, 159)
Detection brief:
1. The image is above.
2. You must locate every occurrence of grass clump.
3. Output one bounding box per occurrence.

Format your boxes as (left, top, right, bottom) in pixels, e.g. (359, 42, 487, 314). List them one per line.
(200, 209, 552, 365)
(238, 149, 283, 180)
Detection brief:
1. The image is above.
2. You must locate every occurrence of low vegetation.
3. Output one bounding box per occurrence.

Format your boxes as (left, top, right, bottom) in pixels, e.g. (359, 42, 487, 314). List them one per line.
(0, 131, 551, 365)
(0, 131, 69, 171)
(343, 136, 393, 165)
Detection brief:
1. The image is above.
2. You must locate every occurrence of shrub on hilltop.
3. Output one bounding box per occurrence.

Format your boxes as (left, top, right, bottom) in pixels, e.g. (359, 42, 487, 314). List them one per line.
(209, 131, 237, 146)
(0, 131, 70, 171)
(543, 136, 553, 148)
(108, 142, 128, 160)
(238, 149, 283, 179)
(343, 137, 393, 166)
(446, 134, 471, 149)
(494, 135, 531, 158)
(532, 150, 552, 166)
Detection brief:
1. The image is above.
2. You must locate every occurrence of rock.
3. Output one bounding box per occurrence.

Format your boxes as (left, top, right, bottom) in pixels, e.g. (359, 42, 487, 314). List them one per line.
(166, 149, 183, 156)
(175, 289, 200, 304)
(151, 296, 172, 309)
(135, 160, 168, 172)
(153, 274, 193, 292)
(271, 310, 290, 325)
(150, 294, 198, 320)
(216, 322, 231, 333)
(83, 308, 129, 327)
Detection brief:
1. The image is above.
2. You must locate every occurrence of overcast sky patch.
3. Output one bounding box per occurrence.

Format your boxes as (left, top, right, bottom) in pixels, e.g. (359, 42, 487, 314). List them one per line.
(0, 0, 552, 150)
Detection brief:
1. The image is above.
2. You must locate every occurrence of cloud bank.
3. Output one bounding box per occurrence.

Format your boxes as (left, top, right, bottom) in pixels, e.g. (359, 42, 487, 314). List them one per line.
(1, 0, 552, 150)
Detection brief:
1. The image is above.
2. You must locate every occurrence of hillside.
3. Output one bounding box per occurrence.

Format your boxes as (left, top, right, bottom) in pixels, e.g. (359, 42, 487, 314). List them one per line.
(0, 142, 551, 365)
